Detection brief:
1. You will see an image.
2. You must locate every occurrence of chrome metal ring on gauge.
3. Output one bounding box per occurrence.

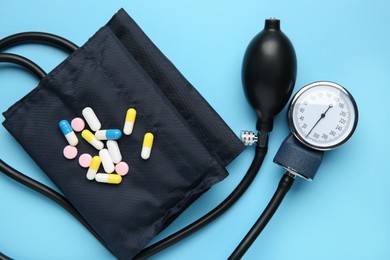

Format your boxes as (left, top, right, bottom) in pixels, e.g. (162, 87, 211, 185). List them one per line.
(288, 81, 358, 151)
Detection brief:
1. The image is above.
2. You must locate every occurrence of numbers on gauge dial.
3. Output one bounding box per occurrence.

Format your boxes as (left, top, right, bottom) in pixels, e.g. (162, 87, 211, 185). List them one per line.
(295, 88, 351, 146)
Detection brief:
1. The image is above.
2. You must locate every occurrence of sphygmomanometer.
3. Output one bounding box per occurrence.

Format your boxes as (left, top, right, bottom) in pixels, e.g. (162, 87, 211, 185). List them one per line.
(0, 9, 357, 259)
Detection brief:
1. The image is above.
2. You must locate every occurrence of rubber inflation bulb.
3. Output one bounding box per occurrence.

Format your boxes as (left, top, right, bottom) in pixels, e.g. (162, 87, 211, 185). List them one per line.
(242, 18, 297, 132)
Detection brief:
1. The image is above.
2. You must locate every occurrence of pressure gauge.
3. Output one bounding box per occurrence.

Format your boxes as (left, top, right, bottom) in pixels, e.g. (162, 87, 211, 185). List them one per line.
(288, 81, 358, 151)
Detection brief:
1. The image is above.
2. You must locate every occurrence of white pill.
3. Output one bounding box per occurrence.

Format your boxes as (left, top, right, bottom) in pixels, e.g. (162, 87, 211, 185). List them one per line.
(82, 107, 101, 131)
(107, 140, 122, 164)
(99, 148, 115, 173)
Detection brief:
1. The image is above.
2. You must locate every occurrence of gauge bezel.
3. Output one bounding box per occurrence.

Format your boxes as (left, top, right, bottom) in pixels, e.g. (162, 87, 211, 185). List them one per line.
(288, 81, 358, 151)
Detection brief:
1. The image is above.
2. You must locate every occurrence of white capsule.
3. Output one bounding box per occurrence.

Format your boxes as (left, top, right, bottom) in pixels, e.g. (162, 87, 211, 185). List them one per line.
(95, 173, 122, 184)
(99, 149, 115, 173)
(82, 107, 101, 131)
(107, 140, 122, 164)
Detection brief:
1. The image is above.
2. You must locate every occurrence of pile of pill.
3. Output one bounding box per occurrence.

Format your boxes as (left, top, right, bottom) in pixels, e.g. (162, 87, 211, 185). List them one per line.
(59, 107, 154, 185)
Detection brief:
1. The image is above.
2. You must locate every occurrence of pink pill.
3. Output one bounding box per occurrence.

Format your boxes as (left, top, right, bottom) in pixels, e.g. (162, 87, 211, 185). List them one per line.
(71, 117, 85, 132)
(63, 145, 78, 160)
(78, 153, 93, 168)
(115, 161, 129, 176)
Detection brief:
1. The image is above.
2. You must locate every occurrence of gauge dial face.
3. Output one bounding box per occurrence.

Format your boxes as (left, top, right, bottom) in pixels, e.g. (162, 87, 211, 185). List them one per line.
(288, 81, 358, 151)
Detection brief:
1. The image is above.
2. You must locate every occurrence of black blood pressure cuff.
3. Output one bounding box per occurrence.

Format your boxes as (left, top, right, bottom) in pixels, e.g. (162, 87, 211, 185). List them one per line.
(2, 9, 244, 259)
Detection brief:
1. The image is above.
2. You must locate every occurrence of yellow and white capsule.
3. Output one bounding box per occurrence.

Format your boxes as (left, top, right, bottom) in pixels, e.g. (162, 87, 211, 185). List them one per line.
(95, 173, 122, 184)
(141, 132, 154, 160)
(86, 156, 101, 180)
(99, 148, 115, 173)
(82, 130, 104, 150)
(82, 107, 101, 132)
(107, 140, 122, 164)
(123, 108, 137, 135)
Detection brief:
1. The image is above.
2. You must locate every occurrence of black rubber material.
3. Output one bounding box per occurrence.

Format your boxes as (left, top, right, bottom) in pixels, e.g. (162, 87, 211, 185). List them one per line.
(0, 32, 78, 53)
(242, 19, 297, 132)
(0, 53, 46, 79)
(134, 143, 268, 259)
(228, 172, 295, 259)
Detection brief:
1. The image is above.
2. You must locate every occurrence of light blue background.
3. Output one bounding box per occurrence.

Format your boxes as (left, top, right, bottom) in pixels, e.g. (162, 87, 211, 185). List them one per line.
(0, 1, 388, 259)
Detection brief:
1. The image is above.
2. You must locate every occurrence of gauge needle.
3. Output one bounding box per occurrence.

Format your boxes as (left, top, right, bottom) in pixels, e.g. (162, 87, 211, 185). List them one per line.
(306, 104, 333, 138)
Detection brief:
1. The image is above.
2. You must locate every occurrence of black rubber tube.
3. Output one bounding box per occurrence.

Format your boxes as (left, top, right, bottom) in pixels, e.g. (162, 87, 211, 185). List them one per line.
(0, 53, 46, 79)
(0, 32, 78, 53)
(228, 172, 295, 259)
(134, 144, 268, 259)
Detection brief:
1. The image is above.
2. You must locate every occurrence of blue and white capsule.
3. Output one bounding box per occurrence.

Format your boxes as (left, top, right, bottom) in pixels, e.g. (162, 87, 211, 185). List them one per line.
(95, 129, 122, 140)
(59, 120, 78, 146)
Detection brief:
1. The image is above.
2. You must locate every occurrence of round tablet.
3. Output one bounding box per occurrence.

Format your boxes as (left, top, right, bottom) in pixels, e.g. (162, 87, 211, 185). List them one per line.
(63, 145, 78, 160)
(115, 161, 129, 176)
(78, 153, 93, 168)
(71, 117, 85, 132)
